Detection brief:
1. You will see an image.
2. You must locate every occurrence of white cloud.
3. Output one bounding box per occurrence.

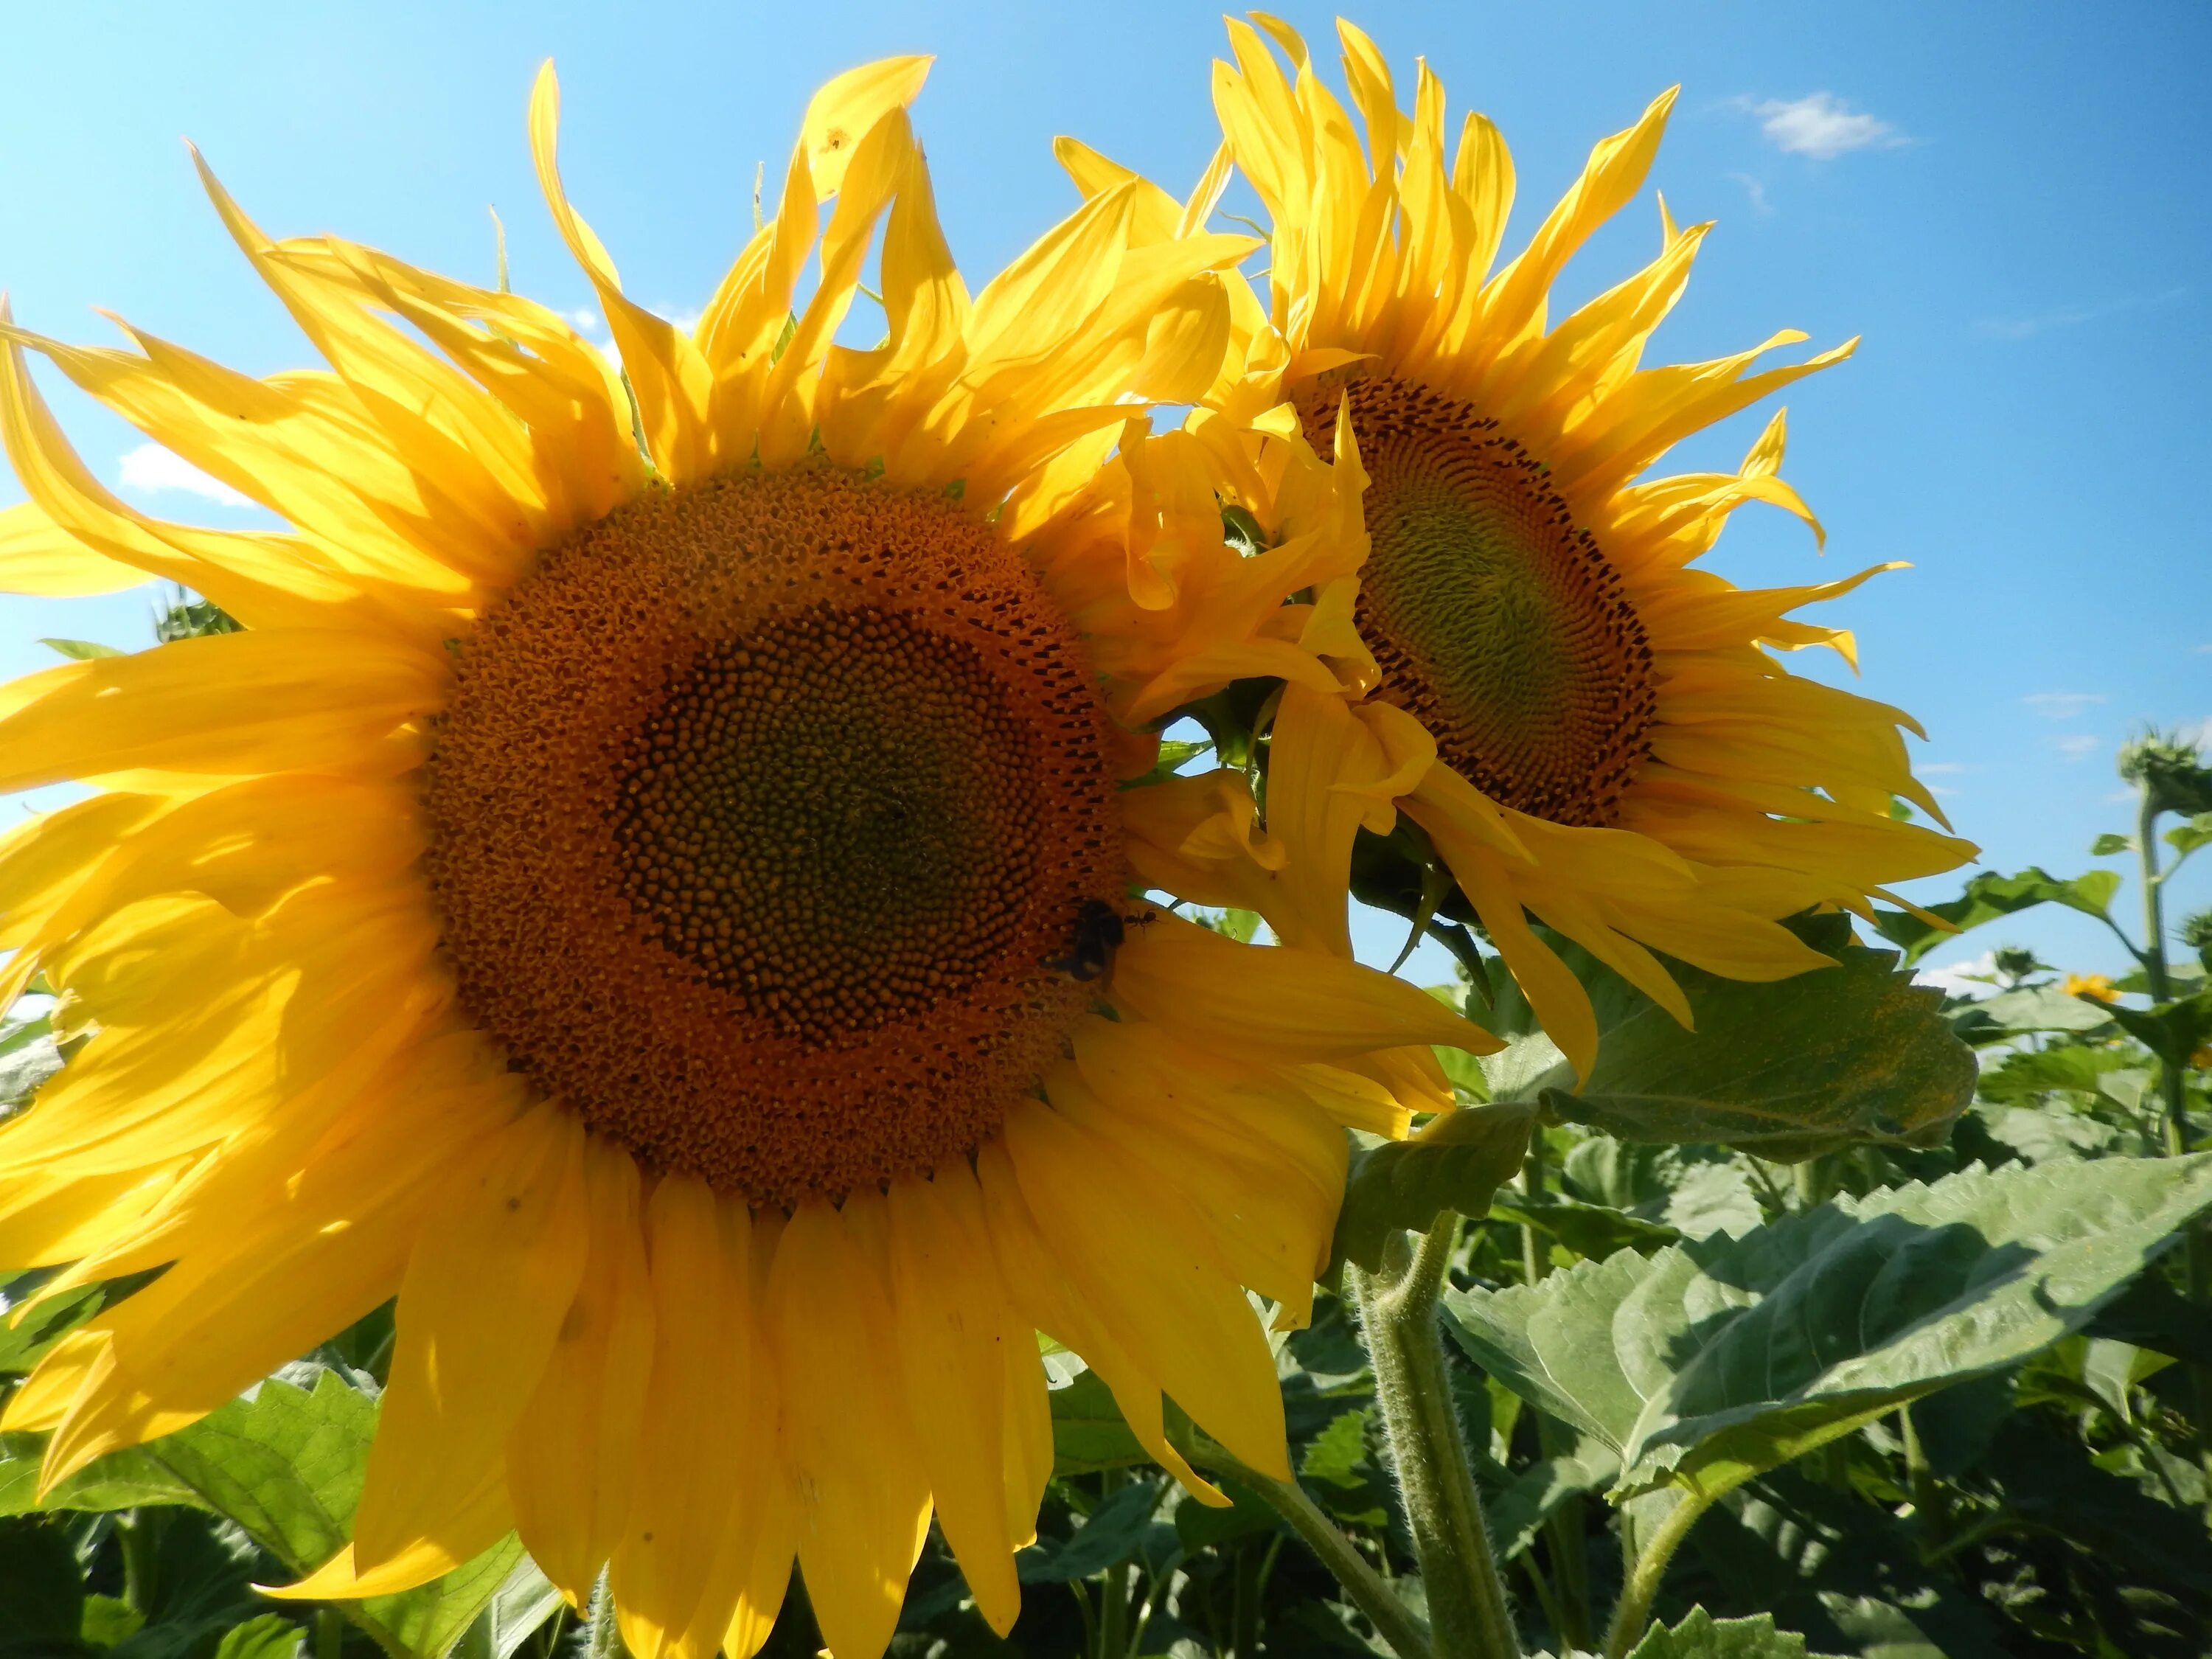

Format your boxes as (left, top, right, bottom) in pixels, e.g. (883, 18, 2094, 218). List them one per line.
(1919, 761, 1968, 775)
(2179, 716, 2212, 750)
(2054, 734, 2101, 760)
(118, 444, 250, 508)
(1726, 172, 1774, 215)
(1974, 285, 2188, 342)
(1739, 93, 1905, 161)
(566, 307, 603, 334)
(2194, 643, 2212, 655)
(1915, 950, 1995, 999)
(2023, 691, 2107, 720)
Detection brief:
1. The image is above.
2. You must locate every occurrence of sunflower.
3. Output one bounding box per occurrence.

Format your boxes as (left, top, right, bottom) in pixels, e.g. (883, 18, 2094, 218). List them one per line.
(0, 59, 1491, 1659)
(1126, 15, 1978, 1077)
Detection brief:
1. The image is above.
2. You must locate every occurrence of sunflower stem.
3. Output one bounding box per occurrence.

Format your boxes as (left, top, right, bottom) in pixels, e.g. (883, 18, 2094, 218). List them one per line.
(1186, 1438, 1432, 1659)
(1351, 1217, 1521, 1659)
(583, 1570, 625, 1659)
(1602, 1486, 1714, 1659)
(2138, 780, 2212, 1520)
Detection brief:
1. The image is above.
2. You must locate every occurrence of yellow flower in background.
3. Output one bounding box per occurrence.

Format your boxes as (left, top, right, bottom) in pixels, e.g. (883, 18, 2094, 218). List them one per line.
(1141, 15, 1976, 1077)
(0, 60, 1490, 1659)
(2064, 973, 2121, 1004)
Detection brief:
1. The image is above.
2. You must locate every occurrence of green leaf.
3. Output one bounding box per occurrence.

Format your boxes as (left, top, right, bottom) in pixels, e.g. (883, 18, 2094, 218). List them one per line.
(7, 1366, 530, 1658)
(2104, 990, 2212, 1071)
(1298, 1408, 1388, 1526)
(38, 637, 125, 660)
(1026, 1479, 1164, 1580)
(1331, 1103, 1537, 1272)
(1974, 984, 2115, 1034)
(1978, 1101, 2126, 1164)
(1488, 1193, 1683, 1259)
(2168, 812, 2212, 858)
(1442, 1155, 2212, 1499)
(1487, 1440, 1621, 1562)
(209, 1614, 306, 1659)
(2085, 1268, 2212, 1365)
(0, 1015, 62, 1119)
(1627, 1607, 1844, 1658)
(1976, 1043, 2139, 1102)
(1868, 866, 2123, 963)
(0, 1273, 141, 1378)
(2091, 832, 2135, 857)
(1172, 1477, 1278, 1551)
(1048, 1370, 1149, 1476)
(1528, 919, 1973, 1162)
(81, 1593, 147, 1646)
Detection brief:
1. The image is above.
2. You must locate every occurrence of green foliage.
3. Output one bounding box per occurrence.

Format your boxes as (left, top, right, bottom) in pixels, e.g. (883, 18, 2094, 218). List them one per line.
(1443, 1157, 2212, 1498)
(1627, 1607, 1845, 1658)
(1508, 917, 1974, 1161)
(1868, 866, 2122, 962)
(0, 1366, 556, 1659)
(1333, 1102, 1537, 1271)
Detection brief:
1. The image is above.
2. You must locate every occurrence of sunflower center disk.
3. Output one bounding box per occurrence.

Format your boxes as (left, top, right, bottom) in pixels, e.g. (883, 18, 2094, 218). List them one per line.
(424, 467, 1124, 1206)
(1307, 379, 1656, 827)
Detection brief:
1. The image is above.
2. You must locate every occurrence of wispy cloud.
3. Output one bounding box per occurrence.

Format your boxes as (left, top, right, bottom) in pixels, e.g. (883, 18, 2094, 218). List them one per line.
(1736, 93, 1907, 161)
(2180, 716, 2212, 750)
(118, 444, 249, 508)
(1919, 761, 1969, 776)
(566, 307, 603, 334)
(2054, 734, 2101, 761)
(1726, 172, 1774, 215)
(2023, 691, 2108, 720)
(1973, 285, 2188, 341)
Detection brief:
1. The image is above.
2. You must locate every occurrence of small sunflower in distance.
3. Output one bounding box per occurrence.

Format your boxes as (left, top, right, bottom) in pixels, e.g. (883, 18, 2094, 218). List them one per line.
(0, 60, 1490, 1659)
(1170, 15, 1976, 1075)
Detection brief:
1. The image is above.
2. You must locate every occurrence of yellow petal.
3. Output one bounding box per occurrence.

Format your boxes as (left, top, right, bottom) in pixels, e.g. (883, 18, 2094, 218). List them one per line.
(804, 56, 934, 198)
(884, 1169, 1026, 1635)
(611, 1177, 755, 1659)
(768, 1196, 932, 1659)
(0, 502, 145, 596)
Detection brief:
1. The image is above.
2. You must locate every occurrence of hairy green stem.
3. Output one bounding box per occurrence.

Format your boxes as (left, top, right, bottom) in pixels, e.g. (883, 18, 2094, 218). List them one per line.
(583, 1571, 625, 1659)
(1603, 1489, 1716, 1659)
(2140, 786, 2212, 1514)
(1192, 1439, 1433, 1659)
(316, 1608, 345, 1659)
(1352, 1218, 1521, 1659)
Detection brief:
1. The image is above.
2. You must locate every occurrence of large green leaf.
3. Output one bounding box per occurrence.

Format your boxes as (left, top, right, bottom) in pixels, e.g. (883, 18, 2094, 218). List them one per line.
(1442, 1155, 2212, 1498)
(1523, 917, 1972, 1161)
(1868, 867, 2122, 964)
(1332, 1103, 1537, 1272)
(1, 1366, 533, 1658)
(1628, 1607, 1844, 1658)
(2104, 990, 2212, 1071)
(1047, 1370, 1149, 1477)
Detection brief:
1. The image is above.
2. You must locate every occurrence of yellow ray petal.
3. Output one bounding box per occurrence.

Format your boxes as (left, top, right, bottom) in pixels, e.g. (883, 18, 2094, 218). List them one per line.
(610, 1176, 755, 1659)
(1004, 1099, 1291, 1479)
(885, 1168, 1026, 1635)
(351, 1100, 588, 1571)
(0, 502, 146, 596)
(506, 1137, 655, 1604)
(768, 1195, 933, 1659)
(802, 55, 934, 197)
(1110, 911, 1497, 1060)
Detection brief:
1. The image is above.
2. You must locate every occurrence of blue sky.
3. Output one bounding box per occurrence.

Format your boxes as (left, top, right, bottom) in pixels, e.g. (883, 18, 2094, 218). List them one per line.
(1, 1, 2205, 988)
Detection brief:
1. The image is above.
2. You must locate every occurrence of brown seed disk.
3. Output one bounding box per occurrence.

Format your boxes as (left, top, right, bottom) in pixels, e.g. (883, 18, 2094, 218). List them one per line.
(422, 463, 1125, 1206)
(1303, 377, 1657, 828)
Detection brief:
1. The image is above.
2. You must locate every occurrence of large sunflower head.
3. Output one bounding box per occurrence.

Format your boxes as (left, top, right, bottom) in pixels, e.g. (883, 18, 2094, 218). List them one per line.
(1069, 15, 1974, 1076)
(0, 59, 1492, 1659)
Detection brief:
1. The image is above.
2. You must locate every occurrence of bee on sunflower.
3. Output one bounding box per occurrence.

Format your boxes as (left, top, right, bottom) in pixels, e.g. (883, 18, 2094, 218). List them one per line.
(0, 57, 1489, 1659)
(1057, 14, 1975, 1077)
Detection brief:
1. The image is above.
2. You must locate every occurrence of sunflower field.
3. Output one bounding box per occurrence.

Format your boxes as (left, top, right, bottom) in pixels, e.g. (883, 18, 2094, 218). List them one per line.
(1, 13, 2208, 1659)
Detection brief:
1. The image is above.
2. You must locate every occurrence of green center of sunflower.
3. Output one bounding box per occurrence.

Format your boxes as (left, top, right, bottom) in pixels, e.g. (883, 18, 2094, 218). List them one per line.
(423, 465, 1125, 1206)
(609, 607, 1045, 1043)
(1304, 377, 1655, 827)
